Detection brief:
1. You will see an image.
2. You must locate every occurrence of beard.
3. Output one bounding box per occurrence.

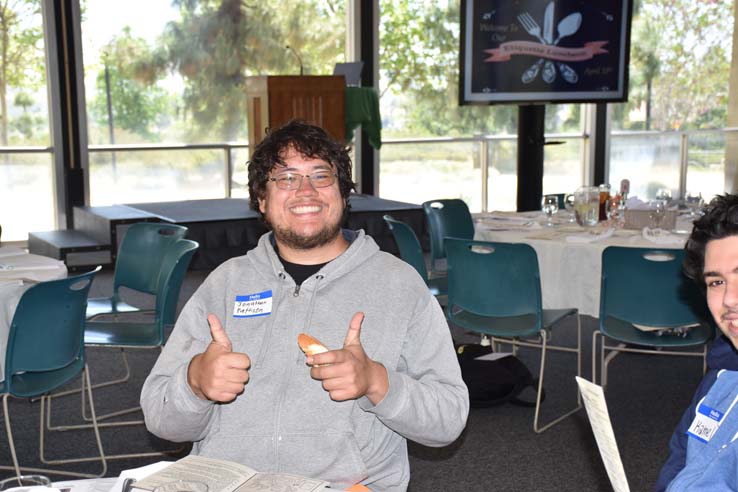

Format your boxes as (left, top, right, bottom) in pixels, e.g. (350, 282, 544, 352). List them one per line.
(270, 220, 342, 251)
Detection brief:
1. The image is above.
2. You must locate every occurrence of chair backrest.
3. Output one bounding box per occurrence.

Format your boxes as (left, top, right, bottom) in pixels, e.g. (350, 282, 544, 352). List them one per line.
(383, 215, 429, 282)
(422, 199, 475, 266)
(445, 238, 542, 323)
(600, 246, 709, 329)
(113, 222, 188, 297)
(155, 239, 200, 329)
(5, 267, 99, 396)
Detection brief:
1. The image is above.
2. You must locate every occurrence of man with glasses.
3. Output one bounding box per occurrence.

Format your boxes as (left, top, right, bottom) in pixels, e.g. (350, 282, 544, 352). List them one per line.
(655, 193, 738, 491)
(141, 120, 469, 492)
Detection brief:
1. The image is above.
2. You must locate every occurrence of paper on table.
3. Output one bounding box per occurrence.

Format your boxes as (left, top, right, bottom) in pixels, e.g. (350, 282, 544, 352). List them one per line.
(575, 377, 630, 492)
(0, 264, 63, 272)
(0, 246, 25, 258)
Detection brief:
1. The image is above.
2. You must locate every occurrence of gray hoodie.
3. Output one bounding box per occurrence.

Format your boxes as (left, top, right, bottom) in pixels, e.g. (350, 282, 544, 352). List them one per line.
(140, 230, 469, 491)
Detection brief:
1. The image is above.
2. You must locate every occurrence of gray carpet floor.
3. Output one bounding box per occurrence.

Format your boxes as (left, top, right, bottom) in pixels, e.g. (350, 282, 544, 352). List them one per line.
(0, 269, 705, 491)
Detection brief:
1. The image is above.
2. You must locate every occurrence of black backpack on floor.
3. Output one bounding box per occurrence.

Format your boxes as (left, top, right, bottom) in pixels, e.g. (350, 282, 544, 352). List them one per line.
(456, 343, 545, 408)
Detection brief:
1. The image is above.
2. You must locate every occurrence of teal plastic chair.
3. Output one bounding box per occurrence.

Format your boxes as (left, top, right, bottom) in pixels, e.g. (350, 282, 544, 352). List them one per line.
(594, 246, 714, 388)
(69, 223, 189, 407)
(422, 199, 475, 274)
(383, 215, 447, 298)
(0, 267, 107, 479)
(86, 222, 188, 322)
(49, 238, 198, 450)
(445, 238, 581, 433)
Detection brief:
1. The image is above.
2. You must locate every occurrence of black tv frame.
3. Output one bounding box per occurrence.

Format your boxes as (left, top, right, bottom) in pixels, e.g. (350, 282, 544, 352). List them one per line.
(459, 0, 633, 106)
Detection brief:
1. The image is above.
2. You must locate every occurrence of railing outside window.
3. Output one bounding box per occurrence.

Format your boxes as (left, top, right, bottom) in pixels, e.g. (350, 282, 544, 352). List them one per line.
(0, 128, 733, 241)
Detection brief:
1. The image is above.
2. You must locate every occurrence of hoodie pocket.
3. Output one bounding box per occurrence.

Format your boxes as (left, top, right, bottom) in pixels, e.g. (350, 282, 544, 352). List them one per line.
(278, 431, 368, 488)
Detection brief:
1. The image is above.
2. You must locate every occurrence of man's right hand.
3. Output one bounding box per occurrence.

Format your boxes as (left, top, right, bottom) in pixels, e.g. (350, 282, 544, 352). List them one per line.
(187, 313, 251, 402)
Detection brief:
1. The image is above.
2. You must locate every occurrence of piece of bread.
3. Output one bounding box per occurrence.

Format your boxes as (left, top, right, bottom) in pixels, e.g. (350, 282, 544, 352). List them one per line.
(297, 333, 329, 356)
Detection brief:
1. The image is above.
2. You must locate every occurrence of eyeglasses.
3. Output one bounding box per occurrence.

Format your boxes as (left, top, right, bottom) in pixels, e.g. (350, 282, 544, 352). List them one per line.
(268, 171, 338, 190)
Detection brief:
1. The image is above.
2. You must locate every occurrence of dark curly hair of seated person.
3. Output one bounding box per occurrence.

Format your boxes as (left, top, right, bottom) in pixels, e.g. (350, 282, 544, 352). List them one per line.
(247, 119, 355, 220)
(684, 193, 738, 286)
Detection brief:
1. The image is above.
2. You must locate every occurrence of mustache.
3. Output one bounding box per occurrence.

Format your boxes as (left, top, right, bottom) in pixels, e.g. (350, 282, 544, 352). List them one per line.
(721, 311, 738, 321)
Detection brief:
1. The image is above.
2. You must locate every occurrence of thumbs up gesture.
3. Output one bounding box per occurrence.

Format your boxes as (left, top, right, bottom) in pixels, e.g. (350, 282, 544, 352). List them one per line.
(307, 312, 389, 404)
(187, 314, 251, 402)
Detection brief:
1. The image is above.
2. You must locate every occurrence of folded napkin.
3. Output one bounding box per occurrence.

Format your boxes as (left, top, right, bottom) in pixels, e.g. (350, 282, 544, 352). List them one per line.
(642, 227, 685, 245)
(565, 228, 614, 243)
(625, 196, 648, 210)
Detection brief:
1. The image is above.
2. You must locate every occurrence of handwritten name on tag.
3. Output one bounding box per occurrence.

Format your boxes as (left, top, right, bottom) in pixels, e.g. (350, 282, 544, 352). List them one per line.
(233, 290, 273, 318)
(687, 403, 724, 443)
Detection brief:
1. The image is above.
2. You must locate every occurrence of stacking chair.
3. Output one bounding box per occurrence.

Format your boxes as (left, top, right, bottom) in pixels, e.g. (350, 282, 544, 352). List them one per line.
(383, 215, 446, 298)
(60, 223, 188, 402)
(0, 267, 107, 478)
(445, 238, 581, 433)
(86, 222, 188, 320)
(48, 238, 198, 451)
(422, 199, 474, 274)
(593, 246, 714, 389)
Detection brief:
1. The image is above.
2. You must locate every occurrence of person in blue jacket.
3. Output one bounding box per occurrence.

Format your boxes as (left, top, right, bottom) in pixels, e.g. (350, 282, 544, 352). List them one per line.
(655, 335, 738, 491)
(654, 193, 738, 490)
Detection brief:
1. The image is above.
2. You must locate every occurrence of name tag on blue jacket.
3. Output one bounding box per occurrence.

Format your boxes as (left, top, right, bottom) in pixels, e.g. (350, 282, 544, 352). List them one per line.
(687, 403, 724, 443)
(233, 290, 273, 318)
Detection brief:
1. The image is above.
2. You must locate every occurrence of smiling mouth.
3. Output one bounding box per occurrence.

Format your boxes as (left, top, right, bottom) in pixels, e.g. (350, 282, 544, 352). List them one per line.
(291, 205, 322, 215)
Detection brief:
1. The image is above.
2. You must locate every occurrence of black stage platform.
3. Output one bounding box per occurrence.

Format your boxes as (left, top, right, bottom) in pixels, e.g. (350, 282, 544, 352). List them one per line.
(30, 194, 427, 271)
(127, 194, 427, 269)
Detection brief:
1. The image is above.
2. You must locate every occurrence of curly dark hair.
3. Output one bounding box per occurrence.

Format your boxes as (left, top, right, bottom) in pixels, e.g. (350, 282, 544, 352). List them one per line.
(684, 193, 738, 285)
(247, 120, 355, 217)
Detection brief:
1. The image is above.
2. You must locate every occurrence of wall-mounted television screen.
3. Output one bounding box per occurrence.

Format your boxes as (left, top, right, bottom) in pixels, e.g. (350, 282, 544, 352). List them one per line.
(460, 0, 632, 105)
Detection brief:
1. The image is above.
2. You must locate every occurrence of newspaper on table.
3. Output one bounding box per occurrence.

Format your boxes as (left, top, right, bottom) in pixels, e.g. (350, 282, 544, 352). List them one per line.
(575, 377, 631, 492)
(133, 456, 328, 492)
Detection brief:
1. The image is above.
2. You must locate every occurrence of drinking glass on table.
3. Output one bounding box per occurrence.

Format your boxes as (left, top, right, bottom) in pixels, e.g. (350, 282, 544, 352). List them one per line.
(564, 193, 576, 222)
(684, 191, 704, 218)
(0, 475, 51, 491)
(541, 194, 559, 227)
(649, 200, 667, 230)
(655, 187, 673, 205)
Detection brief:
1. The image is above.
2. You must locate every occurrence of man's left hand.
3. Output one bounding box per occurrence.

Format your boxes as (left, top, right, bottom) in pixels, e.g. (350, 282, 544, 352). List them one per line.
(307, 312, 389, 405)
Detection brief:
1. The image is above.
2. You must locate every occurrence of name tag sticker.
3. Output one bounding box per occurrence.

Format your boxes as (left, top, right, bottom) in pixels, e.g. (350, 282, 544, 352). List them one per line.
(233, 290, 273, 318)
(687, 403, 724, 443)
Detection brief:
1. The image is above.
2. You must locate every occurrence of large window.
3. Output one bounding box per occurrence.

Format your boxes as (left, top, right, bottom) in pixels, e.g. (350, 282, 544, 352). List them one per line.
(0, 1, 54, 242)
(377, 1, 586, 212)
(608, 0, 732, 202)
(81, 0, 346, 205)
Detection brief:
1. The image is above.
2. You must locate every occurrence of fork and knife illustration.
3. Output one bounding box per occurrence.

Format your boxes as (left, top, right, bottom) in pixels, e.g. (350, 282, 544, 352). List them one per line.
(517, 2, 582, 84)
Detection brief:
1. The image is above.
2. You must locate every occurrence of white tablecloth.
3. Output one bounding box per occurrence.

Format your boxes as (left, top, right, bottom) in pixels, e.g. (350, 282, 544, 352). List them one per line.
(474, 212, 689, 317)
(0, 245, 67, 381)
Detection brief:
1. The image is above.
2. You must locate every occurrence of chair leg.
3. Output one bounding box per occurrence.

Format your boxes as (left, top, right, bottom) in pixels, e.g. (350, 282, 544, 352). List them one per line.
(592, 330, 601, 385)
(533, 314, 583, 433)
(3, 393, 22, 477)
(38, 367, 107, 476)
(1, 370, 106, 479)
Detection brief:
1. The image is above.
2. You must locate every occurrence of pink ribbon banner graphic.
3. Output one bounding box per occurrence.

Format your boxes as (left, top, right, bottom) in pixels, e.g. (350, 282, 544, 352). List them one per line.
(484, 41, 608, 63)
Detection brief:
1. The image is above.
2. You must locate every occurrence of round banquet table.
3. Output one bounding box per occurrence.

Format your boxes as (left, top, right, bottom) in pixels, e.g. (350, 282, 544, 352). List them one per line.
(0, 245, 67, 381)
(473, 212, 691, 317)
